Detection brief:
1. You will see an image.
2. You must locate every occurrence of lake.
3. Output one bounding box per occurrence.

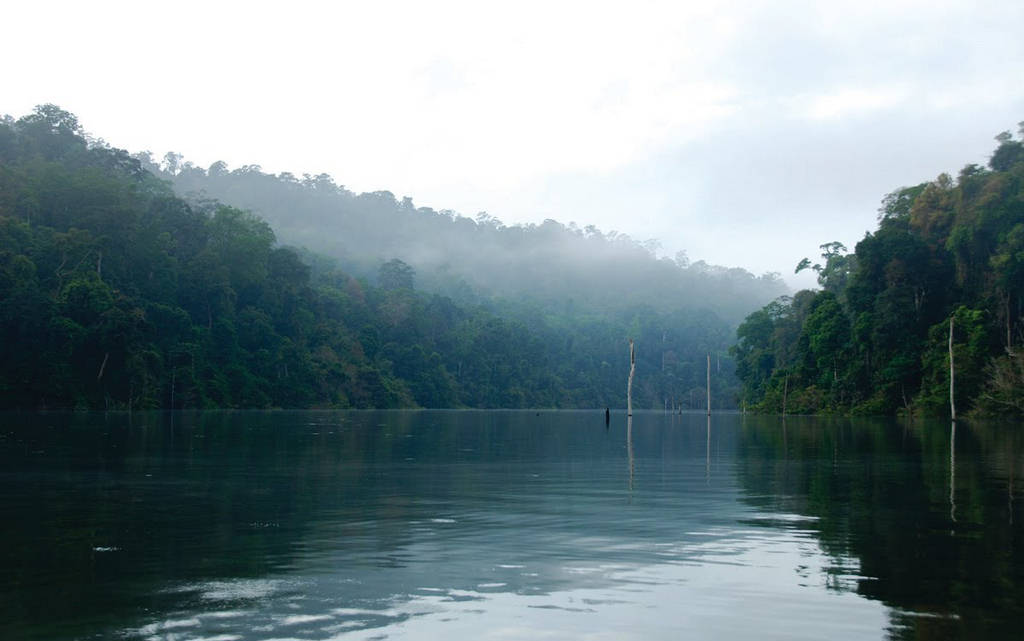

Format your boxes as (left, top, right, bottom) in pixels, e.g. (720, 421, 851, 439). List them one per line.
(1, 410, 1021, 640)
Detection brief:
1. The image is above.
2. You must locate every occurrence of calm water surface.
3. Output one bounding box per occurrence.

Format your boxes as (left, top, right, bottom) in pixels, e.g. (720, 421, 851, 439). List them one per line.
(1, 411, 1021, 640)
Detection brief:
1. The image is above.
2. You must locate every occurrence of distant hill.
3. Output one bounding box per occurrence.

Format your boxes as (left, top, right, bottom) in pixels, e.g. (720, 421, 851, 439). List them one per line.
(141, 154, 787, 326)
(1, 105, 763, 410)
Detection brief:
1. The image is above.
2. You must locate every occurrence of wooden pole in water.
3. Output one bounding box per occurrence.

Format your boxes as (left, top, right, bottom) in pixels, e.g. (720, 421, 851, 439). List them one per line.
(949, 315, 956, 422)
(706, 353, 711, 416)
(627, 339, 636, 418)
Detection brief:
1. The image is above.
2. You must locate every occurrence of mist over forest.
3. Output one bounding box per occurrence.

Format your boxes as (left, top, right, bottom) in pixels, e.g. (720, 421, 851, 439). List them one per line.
(139, 153, 787, 326)
(6, 2, 1024, 638)
(0, 105, 786, 411)
(6, 104, 1020, 417)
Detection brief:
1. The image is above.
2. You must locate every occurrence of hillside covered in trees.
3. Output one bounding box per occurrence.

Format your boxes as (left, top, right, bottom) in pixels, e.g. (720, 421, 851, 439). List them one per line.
(732, 125, 1024, 417)
(0, 105, 758, 410)
(139, 151, 786, 327)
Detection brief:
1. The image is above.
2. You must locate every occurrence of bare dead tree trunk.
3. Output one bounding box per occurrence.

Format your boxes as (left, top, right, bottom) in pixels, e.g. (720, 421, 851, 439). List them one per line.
(627, 339, 636, 418)
(97, 352, 109, 381)
(627, 338, 636, 491)
(783, 373, 789, 417)
(949, 315, 956, 422)
(706, 353, 711, 416)
(55, 253, 68, 292)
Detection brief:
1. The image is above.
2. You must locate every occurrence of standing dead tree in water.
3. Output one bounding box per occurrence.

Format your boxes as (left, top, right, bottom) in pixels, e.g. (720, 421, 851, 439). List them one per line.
(627, 339, 636, 491)
(627, 339, 636, 418)
(706, 353, 711, 416)
(783, 373, 789, 417)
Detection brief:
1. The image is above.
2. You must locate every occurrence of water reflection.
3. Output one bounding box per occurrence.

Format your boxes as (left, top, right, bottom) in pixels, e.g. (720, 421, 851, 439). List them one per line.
(706, 414, 711, 483)
(627, 414, 634, 492)
(950, 421, 957, 526)
(0, 411, 1021, 640)
(736, 415, 1024, 640)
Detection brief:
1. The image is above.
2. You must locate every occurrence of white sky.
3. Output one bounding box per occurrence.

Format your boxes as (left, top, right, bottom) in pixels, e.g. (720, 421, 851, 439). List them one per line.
(3, 0, 1023, 288)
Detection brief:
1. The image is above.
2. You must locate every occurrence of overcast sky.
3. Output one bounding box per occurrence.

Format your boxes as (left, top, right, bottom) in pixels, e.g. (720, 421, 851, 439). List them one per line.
(4, 0, 1023, 288)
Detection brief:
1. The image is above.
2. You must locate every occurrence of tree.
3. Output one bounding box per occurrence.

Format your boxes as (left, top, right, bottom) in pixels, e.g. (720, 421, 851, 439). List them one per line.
(800, 292, 849, 389)
(990, 132, 1024, 172)
(0, 105, 755, 411)
(736, 120, 1024, 416)
(795, 242, 856, 294)
(378, 258, 415, 291)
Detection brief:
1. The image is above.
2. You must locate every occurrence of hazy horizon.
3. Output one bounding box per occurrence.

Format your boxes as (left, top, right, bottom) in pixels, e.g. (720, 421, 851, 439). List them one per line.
(5, 0, 1023, 289)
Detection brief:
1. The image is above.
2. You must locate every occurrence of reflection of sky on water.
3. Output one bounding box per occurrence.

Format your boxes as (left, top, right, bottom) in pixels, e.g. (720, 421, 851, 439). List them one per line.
(121, 414, 888, 640)
(8, 411, 1016, 640)
(127, 519, 887, 640)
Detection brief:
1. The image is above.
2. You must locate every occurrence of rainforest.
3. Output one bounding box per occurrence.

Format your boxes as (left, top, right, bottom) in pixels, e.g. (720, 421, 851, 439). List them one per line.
(0, 105, 784, 411)
(732, 127, 1024, 417)
(2, 105, 1023, 417)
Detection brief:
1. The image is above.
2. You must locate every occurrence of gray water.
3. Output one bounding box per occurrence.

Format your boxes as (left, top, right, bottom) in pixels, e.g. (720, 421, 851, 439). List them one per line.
(1, 411, 1021, 640)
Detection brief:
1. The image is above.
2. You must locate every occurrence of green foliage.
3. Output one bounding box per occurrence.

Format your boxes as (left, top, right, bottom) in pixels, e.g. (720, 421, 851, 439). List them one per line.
(0, 105, 743, 410)
(378, 258, 415, 291)
(972, 351, 1024, 415)
(735, 123, 1024, 416)
(795, 242, 856, 295)
(145, 147, 788, 327)
(917, 307, 992, 415)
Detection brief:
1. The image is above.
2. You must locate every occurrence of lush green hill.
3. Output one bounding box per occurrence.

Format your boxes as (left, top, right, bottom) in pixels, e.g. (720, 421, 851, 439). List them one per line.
(140, 151, 787, 327)
(0, 105, 742, 410)
(732, 125, 1024, 417)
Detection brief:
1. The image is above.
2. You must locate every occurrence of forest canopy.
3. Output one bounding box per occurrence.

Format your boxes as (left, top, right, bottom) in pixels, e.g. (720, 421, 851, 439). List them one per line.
(138, 150, 787, 326)
(732, 124, 1024, 417)
(0, 105, 763, 410)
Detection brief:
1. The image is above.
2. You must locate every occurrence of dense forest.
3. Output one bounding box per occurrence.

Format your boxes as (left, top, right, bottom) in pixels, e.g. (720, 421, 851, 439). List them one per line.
(732, 126, 1024, 417)
(137, 150, 786, 327)
(0, 105, 760, 410)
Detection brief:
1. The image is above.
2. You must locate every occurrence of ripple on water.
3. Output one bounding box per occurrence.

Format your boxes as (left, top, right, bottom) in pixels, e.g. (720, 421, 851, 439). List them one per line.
(136, 617, 200, 634)
(186, 579, 294, 602)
